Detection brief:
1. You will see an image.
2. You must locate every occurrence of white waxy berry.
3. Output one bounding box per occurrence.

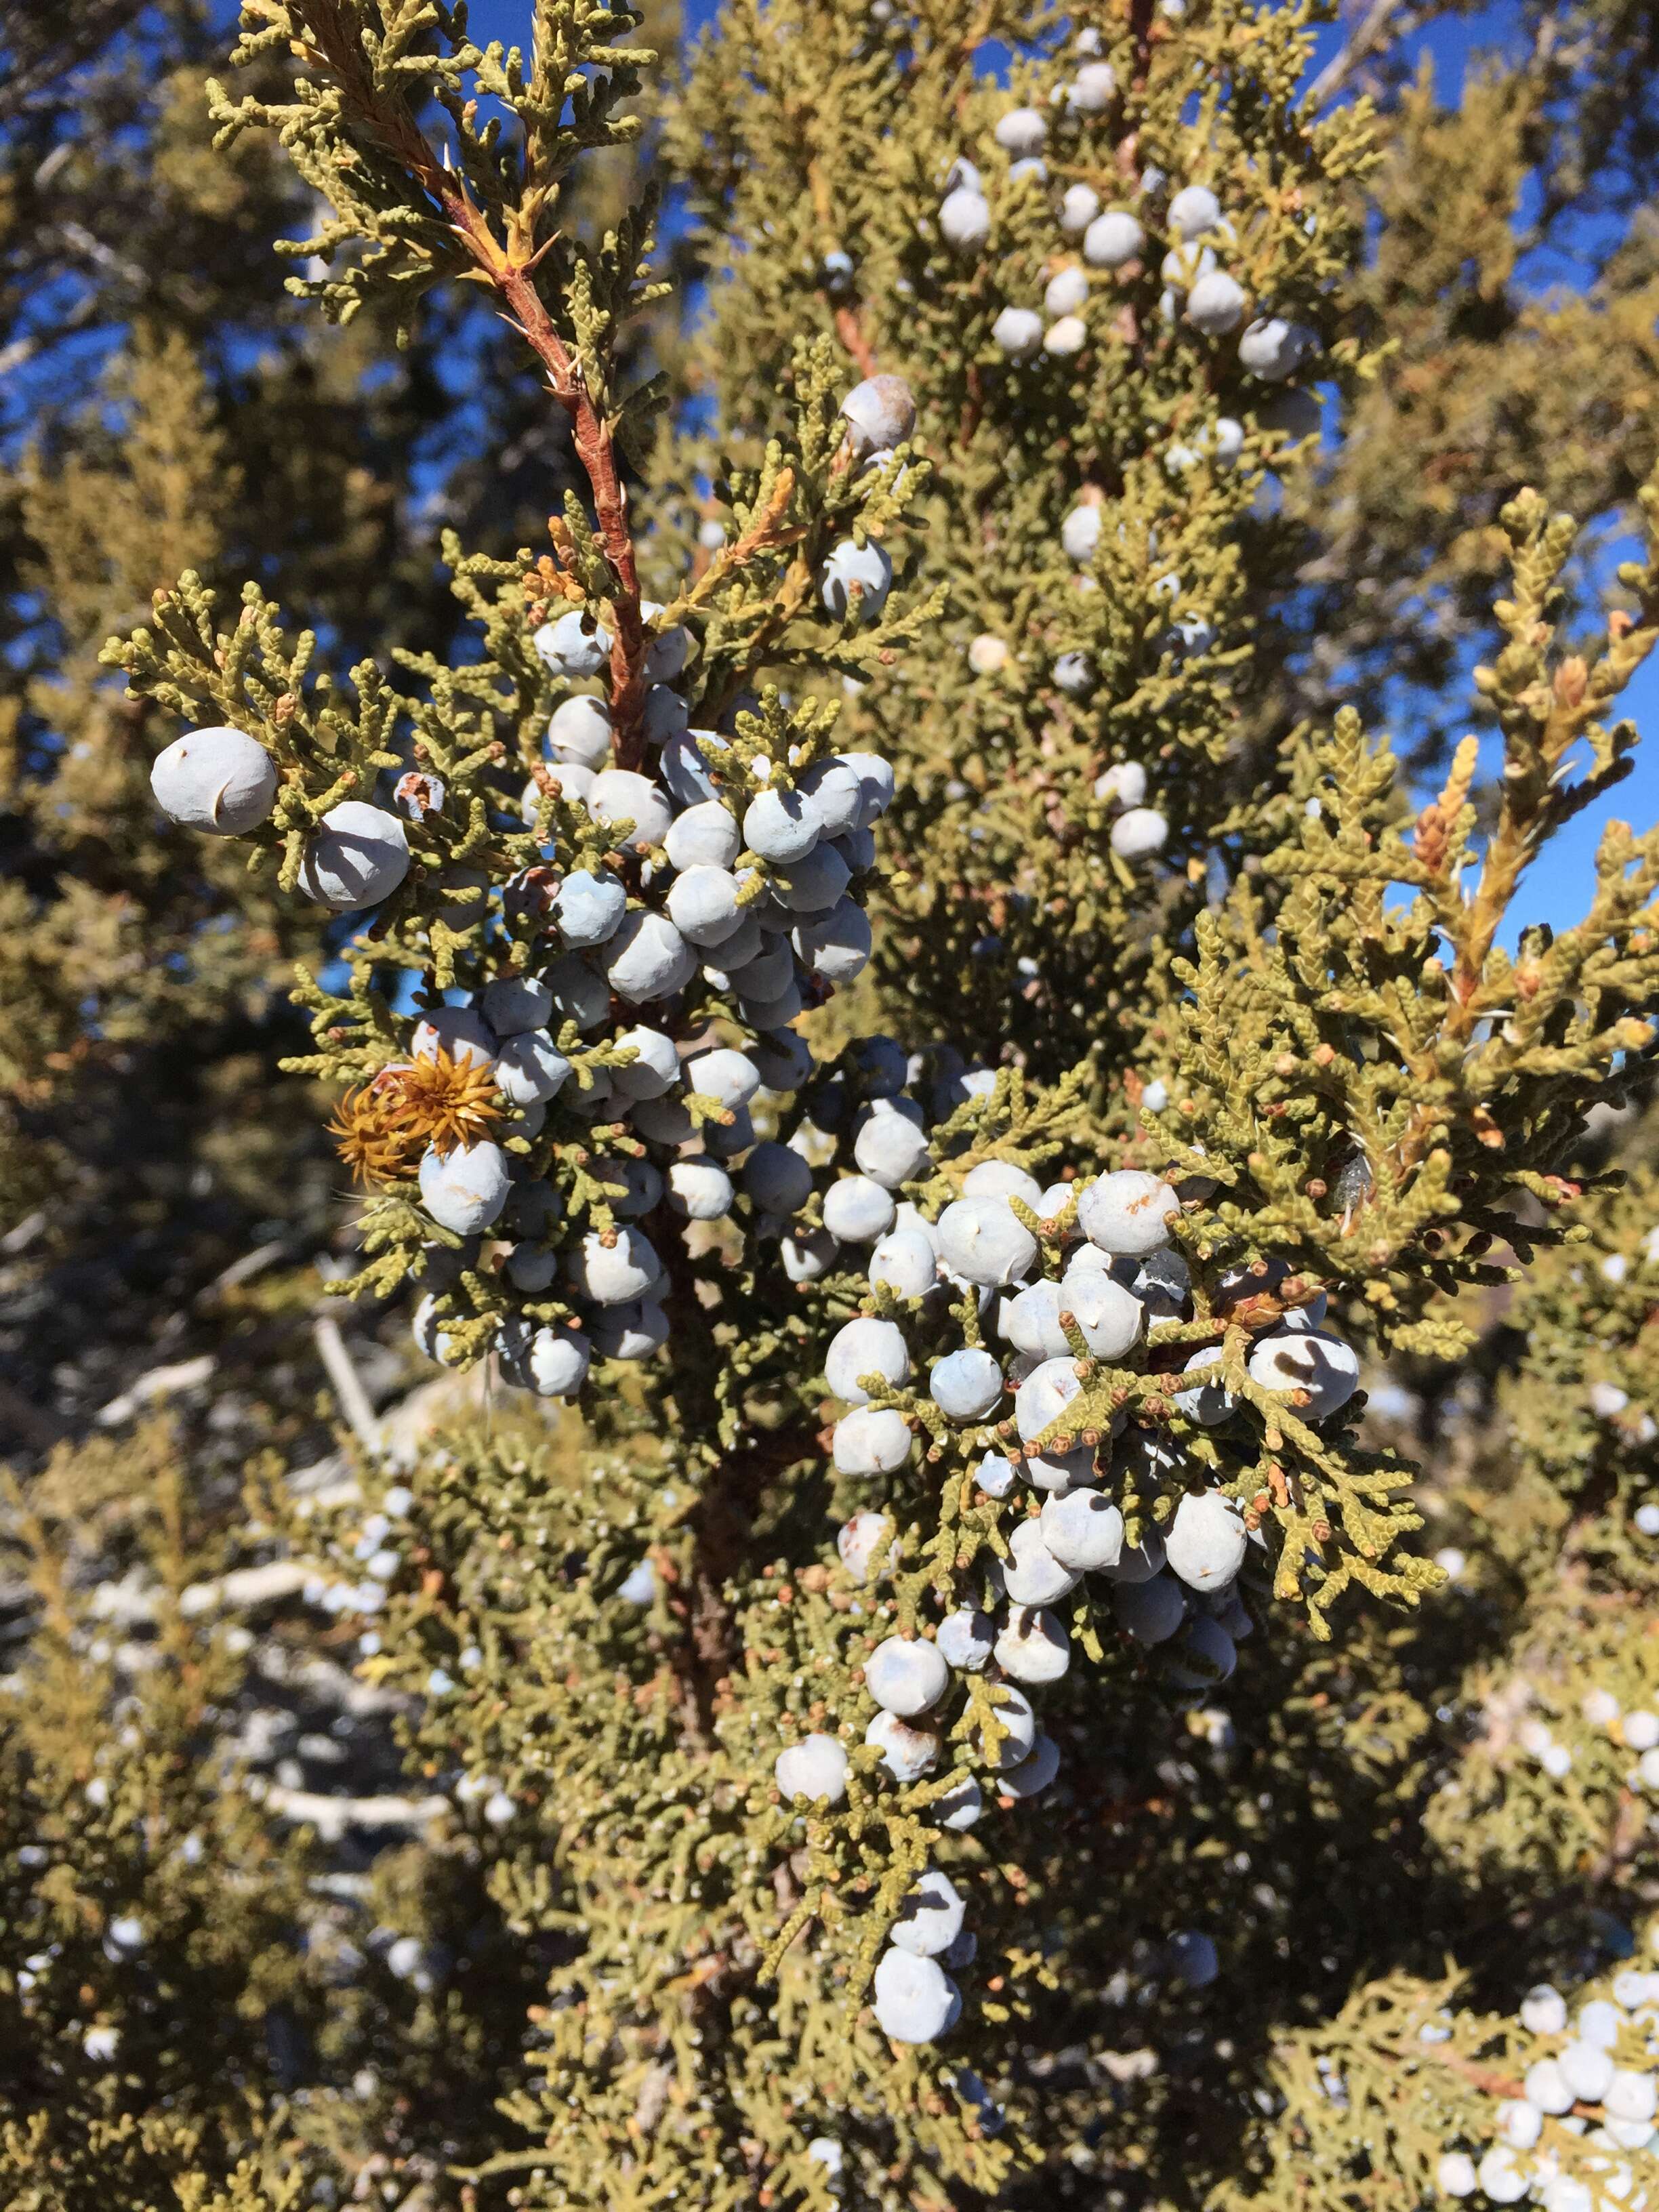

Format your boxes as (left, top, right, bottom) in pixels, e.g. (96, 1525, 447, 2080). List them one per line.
(1044, 266, 1090, 318)
(1113, 1571, 1185, 1643)
(418, 1141, 510, 1235)
(865, 1710, 939, 1782)
(933, 1773, 984, 1829)
(840, 373, 916, 457)
(994, 1603, 1070, 1684)
(1061, 502, 1103, 561)
(873, 1948, 959, 2043)
(1065, 1274, 1144, 1359)
(744, 785, 824, 863)
(565, 1226, 663, 1306)
(842, 750, 896, 825)
(638, 600, 691, 681)
(743, 1141, 813, 1216)
(796, 757, 865, 839)
(833, 1406, 912, 1475)
(963, 1161, 1043, 1209)
(891, 1869, 966, 1957)
(493, 1029, 572, 1105)
(838, 1510, 893, 1584)
(1060, 182, 1101, 233)
(297, 801, 410, 911)
(1052, 650, 1094, 695)
(937, 1607, 994, 1672)
(411, 1004, 496, 1068)
(1002, 1732, 1061, 1797)
(664, 800, 740, 874)
(1000, 1517, 1081, 1606)
(939, 187, 991, 250)
(1041, 1489, 1124, 1572)
(1165, 1492, 1248, 1591)
(794, 898, 872, 983)
(1110, 805, 1169, 859)
(991, 307, 1044, 359)
(1083, 210, 1144, 268)
(930, 1349, 1004, 1421)
(1102, 1527, 1166, 1583)
(975, 1682, 1036, 1769)
(150, 726, 278, 835)
(1523, 2060, 1574, 2116)
(1174, 1348, 1235, 1427)
(533, 609, 611, 676)
(609, 1024, 678, 1099)
(1078, 1169, 1179, 1256)
(824, 1175, 897, 1244)
(1557, 2041, 1615, 2101)
(661, 728, 729, 807)
(865, 1635, 948, 1717)
(994, 104, 1047, 155)
(821, 540, 893, 623)
(774, 840, 851, 913)
(869, 1227, 939, 1298)
(554, 869, 627, 949)
(1246, 1330, 1359, 1419)
(782, 1227, 839, 1282)
(588, 769, 672, 852)
(687, 1047, 760, 1109)
(968, 634, 1008, 674)
(775, 1732, 849, 1805)
(598, 912, 695, 1002)
(1043, 316, 1087, 355)
(546, 693, 613, 768)
(751, 1029, 814, 1092)
(480, 972, 554, 1036)
(1094, 760, 1147, 808)
(1435, 2154, 1477, 2200)
(1238, 315, 1319, 380)
(665, 1157, 734, 1221)
(1186, 269, 1247, 335)
(854, 1111, 932, 1190)
(1015, 1355, 1084, 1445)
(1168, 1929, 1220, 1986)
(508, 1326, 591, 1398)
(1066, 60, 1116, 110)
(665, 865, 745, 948)
(825, 1316, 910, 1405)
(602, 1155, 663, 1218)
(937, 1196, 1038, 1287)
(1168, 184, 1221, 239)
(1607, 2070, 1658, 2123)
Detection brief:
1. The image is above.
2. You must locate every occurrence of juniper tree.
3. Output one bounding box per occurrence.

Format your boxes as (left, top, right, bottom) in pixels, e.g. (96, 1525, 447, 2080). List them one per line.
(5, 0, 1659, 2206)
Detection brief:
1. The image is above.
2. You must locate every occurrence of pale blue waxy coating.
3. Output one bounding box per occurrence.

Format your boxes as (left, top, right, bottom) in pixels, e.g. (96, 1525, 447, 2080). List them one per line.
(1040, 1488, 1125, 1572)
(838, 373, 916, 457)
(664, 798, 741, 872)
(1000, 1732, 1061, 1798)
(993, 103, 1046, 152)
(936, 1607, 994, 1672)
(890, 1869, 965, 1957)
(865, 1635, 949, 1717)
(1238, 314, 1320, 380)
(832, 1406, 912, 1475)
(417, 1141, 510, 1235)
(821, 539, 893, 623)
(1164, 1614, 1238, 1687)
(1246, 1328, 1359, 1419)
(1061, 181, 1101, 234)
(666, 1156, 734, 1221)
(1052, 650, 1095, 696)
(565, 1226, 663, 1305)
(665, 864, 745, 947)
(1168, 1495, 1247, 1584)
(937, 1195, 1037, 1287)
(533, 608, 611, 676)
(974, 1682, 1036, 1769)
(797, 757, 865, 836)
(774, 1732, 849, 1805)
(602, 1154, 663, 1218)
(853, 1108, 932, 1190)
(939, 186, 991, 249)
(1168, 183, 1221, 238)
(546, 693, 613, 767)
(506, 1326, 591, 1398)
(588, 769, 672, 852)
(991, 306, 1043, 359)
(1061, 502, 1103, 560)
(933, 1773, 984, 1830)
(865, 1710, 940, 1783)
(1077, 1168, 1179, 1255)
(840, 752, 895, 827)
(411, 1004, 496, 1068)
(686, 1046, 761, 1108)
(598, 911, 695, 1002)
(794, 897, 872, 982)
(781, 1227, 838, 1282)
(480, 972, 554, 1036)
(825, 1315, 909, 1404)
(822, 1174, 896, 1244)
(869, 1227, 938, 1299)
(661, 727, 730, 806)
(492, 1029, 572, 1106)
(773, 840, 851, 913)
(742, 1140, 813, 1216)
(744, 783, 823, 862)
(1113, 1571, 1185, 1643)
(994, 1603, 1069, 1684)
(609, 1023, 678, 1100)
(1174, 1347, 1236, 1427)
(296, 800, 410, 911)
(1014, 1356, 1084, 1444)
(872, 1948, 960, 2045)
(150, 725, 278, 834)
(930, 1348, 1004, 1421)
(589, 1300, 670, 1361)
(554, 869, 627, 949)
(1000, 1518, 1080, 1606)
(1186, 269, 1247, 335)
